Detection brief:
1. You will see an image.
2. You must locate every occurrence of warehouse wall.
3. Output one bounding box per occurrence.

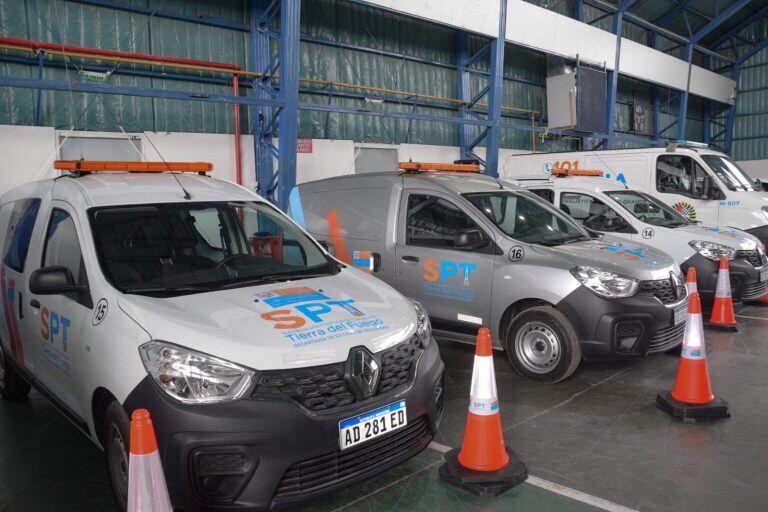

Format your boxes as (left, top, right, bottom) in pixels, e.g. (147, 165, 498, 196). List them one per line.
(731, 17, 768, 161)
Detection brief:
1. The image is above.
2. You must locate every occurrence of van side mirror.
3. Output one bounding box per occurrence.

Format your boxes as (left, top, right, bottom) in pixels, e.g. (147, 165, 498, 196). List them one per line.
(29, 266, 87, 295)
(454, 228, 488, 250)
(318, 240, 336, 257)
(700, 175, 722, 200)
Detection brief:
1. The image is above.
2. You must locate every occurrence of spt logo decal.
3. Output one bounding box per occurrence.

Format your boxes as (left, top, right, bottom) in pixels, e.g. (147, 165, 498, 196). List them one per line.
(422, 259, 477, 302)
(703, 226, 738, 238)
(40, 306, 72, 376)
(597, 241, 672, 269)
(673, 201, 698, 220)
(258, 287, 386, 347)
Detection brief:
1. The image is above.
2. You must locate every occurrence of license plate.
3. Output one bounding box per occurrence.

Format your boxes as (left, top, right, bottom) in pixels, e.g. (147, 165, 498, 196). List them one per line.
(339, 401, 407, 450)
(674, 303, 687, 326)
(761, 267, 768, 283)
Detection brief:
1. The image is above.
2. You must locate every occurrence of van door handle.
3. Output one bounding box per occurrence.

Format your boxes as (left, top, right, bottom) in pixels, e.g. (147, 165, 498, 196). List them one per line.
(18, 292, 23, 319)
(401, 255, 419, 263)
(30, 299, 40, 309)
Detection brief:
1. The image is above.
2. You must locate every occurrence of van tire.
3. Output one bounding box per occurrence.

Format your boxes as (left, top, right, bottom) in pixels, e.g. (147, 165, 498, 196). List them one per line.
(504, 306, 581, 383)
(103, 401, 131, 512)
(0, 345, 31, 401)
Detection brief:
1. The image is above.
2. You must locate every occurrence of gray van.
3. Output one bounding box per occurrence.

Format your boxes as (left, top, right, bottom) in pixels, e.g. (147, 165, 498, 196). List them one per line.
(289, 170, 688, 383)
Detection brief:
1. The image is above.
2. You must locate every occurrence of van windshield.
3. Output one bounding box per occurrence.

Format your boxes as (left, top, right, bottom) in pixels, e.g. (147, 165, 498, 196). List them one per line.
(701, 155, 756, 191)
(605, 190, 691, 228)
(464, 191, 591, 246)
(88, 201, 336, 296)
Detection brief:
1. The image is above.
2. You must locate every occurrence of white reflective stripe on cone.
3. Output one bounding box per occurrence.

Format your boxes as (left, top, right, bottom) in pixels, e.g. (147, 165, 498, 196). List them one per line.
(681, 313, 706, 361)
(715, 270, 731, 298)
(127, 452, 172, 512)
(468, 356, 499, 416)
(687, 282, 697, 293)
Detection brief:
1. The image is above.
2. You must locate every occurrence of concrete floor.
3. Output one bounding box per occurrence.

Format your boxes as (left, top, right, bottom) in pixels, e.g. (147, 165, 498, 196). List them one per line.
(2, 303, 768, 511)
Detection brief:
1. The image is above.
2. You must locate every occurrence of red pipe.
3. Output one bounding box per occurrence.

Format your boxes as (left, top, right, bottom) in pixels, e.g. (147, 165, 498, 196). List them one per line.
(0, 36, 240, 71)
(233, 76, 242, 185)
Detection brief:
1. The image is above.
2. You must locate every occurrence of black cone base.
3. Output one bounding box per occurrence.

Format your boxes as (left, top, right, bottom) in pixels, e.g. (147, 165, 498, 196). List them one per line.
(656, 391, 730, 423)
(439, 447, 527, 497)
(704, 321, 739, 332)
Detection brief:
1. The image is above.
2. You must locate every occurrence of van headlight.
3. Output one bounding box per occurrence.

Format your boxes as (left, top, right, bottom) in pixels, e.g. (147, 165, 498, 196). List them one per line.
(411, 300, 432, 348)
(570, 266, 639, 298)
(139, 341, 255, 404)
(689, 240, 736, 261)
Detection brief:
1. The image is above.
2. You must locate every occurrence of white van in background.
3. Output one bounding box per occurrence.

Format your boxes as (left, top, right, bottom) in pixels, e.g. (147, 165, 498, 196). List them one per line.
(511, 172, 768, 308)
(505, 145, 768, 248)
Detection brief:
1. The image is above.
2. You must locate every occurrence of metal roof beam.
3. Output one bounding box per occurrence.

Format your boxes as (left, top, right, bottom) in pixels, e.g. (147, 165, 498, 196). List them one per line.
(709, 4, 768, 49)
(689, 0, 752, 43)
(653, 0, 696, 26)
(581, 0, 734, 62)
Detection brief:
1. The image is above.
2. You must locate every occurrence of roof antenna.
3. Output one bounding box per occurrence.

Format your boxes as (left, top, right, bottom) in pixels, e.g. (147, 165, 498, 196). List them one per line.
(144, 133, 192, 200)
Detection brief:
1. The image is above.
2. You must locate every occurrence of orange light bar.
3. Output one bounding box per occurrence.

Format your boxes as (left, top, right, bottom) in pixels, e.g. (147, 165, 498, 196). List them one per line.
(551, 168, 603, 177)
(53, 160, 213, 172)
(398, 161, 480, 172)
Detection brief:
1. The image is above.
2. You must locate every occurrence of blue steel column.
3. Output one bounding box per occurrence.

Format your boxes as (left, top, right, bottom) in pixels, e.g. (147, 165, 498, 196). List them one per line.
(605, 7, 625, 148)
(277, 0, 300, 210)
(484, 0, 506, 178)
(677, 43, 694, 140)
(456, 31, 472, 161)
(34, 51, 45, 126)
(725, 63, 740, 154)
(250, 0, 275, 200)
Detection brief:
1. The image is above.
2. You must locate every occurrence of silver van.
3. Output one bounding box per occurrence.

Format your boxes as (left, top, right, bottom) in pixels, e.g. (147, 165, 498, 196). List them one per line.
(289, 169, 688, 383)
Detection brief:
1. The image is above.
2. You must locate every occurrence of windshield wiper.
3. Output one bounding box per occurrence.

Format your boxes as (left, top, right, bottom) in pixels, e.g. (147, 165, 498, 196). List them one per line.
(123, 285, 216, 294)
(217, 272, 331, 290)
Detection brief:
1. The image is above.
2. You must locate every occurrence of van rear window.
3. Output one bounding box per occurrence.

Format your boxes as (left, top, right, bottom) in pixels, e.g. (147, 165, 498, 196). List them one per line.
(2, 198, 41, 272)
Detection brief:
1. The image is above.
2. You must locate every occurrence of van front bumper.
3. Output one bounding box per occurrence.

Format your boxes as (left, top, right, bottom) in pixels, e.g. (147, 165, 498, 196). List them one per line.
(681, 253, 767, 308)
(557, 286, 686, 360)
(123, 340, 444, 512)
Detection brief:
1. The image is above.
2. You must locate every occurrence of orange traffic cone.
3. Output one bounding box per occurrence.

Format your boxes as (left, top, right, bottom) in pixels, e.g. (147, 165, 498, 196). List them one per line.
(685, 266, 697, 294)
(706, 256, 738, 332)
(127, 409, 172, 512)
(439, 328, 527, 496)
(657, 291, 730, 423)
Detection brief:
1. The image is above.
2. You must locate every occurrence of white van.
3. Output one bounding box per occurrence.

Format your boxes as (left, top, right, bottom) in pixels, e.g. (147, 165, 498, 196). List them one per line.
(511, 173, 768, 308)
(0, 167, 443, 512)
(505, 145, 768, 248)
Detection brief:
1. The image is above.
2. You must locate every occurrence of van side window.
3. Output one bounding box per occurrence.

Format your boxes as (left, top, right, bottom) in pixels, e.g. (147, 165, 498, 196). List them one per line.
(2, 198, 41, 272)
(406, 194, 482, 248)
(561, 192, 626, 232)
(43, 209, 87, 290)
(528, 189, 554, 203)
(656, 155, 709, 198)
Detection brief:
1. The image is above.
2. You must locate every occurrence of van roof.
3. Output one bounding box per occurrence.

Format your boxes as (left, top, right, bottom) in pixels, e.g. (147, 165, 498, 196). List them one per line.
(514, 175, 628, 194)
(507, 146, 728, 159)
(1, 172, 258, 208)
(300, 171, 521, 196)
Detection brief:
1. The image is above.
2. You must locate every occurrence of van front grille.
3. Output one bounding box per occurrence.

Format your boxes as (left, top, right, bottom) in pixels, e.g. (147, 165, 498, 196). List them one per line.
(736, 250, 766, 268)
(639, 278, 685, 305)
(743, 281, 768, 301)
(272, 417, 432, 505)
(252, 337, 422, 412)
(648, 322, 684, 353)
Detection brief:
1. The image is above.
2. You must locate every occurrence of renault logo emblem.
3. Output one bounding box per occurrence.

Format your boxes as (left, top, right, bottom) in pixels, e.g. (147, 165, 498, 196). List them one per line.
(351, 348, 380, 398)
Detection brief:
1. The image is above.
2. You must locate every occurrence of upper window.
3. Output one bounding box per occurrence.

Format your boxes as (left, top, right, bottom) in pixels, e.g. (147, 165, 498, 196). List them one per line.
(465, 190, 589, 245)
(656, 155, 709, 198)
(405, 194, 484, 249)
(88, 201, 335, 296)
(43, 209, 87, 287)
(560, 192, 630, 232)
(527, 188, 555, 204)
(2, 199, 41, 273)
(701, 155, 756, 192)
(605, 190, 690, 228)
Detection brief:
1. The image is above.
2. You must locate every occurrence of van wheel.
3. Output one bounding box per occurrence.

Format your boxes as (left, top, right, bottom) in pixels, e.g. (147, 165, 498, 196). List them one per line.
(504, 306, 581, 383)
(0, 346, 31, 400)
(103, 401, 131, 512)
